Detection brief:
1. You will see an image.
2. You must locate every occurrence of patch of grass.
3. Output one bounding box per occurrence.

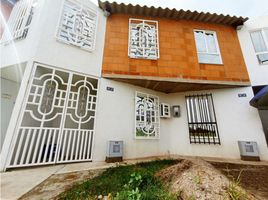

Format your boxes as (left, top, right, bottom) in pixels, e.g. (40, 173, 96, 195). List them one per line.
(59, 159, 178, 200)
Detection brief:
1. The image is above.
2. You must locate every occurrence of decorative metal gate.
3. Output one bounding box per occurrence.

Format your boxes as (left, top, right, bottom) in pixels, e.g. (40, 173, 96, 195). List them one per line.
(7, 64, 98, 168)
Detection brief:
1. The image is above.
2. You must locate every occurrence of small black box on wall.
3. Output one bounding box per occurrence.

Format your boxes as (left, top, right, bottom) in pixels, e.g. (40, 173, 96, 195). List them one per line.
(172, 105, 180, 117)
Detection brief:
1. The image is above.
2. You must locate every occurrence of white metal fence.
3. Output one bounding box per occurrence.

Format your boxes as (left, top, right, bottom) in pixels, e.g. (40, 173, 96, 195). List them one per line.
(7, 64, 99, 168)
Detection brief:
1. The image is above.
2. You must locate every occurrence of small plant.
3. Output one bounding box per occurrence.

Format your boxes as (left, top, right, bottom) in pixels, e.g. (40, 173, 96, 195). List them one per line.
(226, 170, 247, 200)
(193, 175, 201, 185)
(127, 187, 142, 200)
(128, 172, 142, 188)
(115, 172, 142, 200)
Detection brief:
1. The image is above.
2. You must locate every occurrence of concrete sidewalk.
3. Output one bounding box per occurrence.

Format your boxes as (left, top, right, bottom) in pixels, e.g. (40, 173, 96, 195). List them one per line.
(1, 156, 268, 200)
(0, 161, 115, 200)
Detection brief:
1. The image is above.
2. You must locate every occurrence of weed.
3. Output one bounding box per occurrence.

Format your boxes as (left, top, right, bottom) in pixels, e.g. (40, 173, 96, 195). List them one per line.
(226, 170, 247, 200)
(193, 175, 201, 185)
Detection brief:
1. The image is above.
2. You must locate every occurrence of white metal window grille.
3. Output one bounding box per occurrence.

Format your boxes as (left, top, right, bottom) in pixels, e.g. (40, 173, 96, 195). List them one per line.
(250, 29, 268, 65)
(1, 0, 36, 42)
(185, 94, 220, 145)
(129, 18, 159, 59)
(135, 92, 160, 139)
(194, 30, 222, 64)
(57, 0, 97, 51)
(7, 64, 98, 168)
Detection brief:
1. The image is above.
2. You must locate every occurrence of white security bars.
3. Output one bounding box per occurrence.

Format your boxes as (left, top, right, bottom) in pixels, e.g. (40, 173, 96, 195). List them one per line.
(57, 0, 97, 51)
(250, 29, 268, 65)
(7, 64, 98, 168)
(185, 94, 220, 145)
(135, 92, 160, 139)
(1, 0, 36, 42)
(194, 30, 222, 64)
(129, 19, 159, 59)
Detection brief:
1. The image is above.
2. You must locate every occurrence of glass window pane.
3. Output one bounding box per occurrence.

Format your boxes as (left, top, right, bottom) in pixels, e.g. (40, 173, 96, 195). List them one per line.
(257, 53, 268, 64)
(251, 31, 267, 53)
(205, 32, 217, 53)
(194, 31, 206, 52)
(198, 53, 221, 64)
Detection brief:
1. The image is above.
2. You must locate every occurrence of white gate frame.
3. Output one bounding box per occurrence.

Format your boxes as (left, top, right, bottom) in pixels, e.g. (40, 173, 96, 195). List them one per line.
(5, 62, 100, 168)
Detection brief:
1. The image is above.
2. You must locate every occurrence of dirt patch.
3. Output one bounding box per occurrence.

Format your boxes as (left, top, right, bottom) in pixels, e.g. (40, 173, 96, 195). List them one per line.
(210, 162, 268, 200)
(19, 169, 104, 200)
(156, 159, 257, 200)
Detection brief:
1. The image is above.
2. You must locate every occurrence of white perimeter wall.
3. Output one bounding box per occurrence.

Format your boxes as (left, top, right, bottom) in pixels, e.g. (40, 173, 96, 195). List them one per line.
(94, 79, 268, 161)
(238, 15, 268, 86)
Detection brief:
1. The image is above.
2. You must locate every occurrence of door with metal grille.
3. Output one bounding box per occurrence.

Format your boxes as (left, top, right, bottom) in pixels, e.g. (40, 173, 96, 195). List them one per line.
(7, 64, 98, 168)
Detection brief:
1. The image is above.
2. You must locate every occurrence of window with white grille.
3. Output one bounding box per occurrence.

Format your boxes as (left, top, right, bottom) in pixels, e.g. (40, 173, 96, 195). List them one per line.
(194, 30, 222, 64)
(135, 92, 160, 139)
(129, 19, 159, 59)
(57, 0, 97, 51)
(250, 29, 268, 65)
(1, 0, 36, 42)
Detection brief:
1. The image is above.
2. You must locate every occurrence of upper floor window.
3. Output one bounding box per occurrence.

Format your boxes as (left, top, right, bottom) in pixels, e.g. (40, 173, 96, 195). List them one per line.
(1, 0, 36, 43)
(57, 0, 97, 51)
(128, 18, 159, 60)
(194, 30, 222, 64)
(250, 29, 268, 65)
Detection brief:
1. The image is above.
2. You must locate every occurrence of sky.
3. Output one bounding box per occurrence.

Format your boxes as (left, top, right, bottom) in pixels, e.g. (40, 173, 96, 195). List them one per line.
(93, 0, 268, 19)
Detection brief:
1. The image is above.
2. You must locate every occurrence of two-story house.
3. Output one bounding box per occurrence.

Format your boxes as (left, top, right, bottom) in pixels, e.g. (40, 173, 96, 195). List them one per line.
(1, 0, 267, 171)
(95, 1, 268, 162)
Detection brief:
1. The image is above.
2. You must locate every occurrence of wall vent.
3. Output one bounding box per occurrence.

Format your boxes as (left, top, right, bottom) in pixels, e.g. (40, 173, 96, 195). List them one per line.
(106, 141, 123, 162)
(238, 141, 260, 161)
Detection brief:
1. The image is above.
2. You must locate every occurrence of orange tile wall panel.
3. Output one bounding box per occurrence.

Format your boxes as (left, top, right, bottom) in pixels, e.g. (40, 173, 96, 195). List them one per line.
(102, 14, 250, 83)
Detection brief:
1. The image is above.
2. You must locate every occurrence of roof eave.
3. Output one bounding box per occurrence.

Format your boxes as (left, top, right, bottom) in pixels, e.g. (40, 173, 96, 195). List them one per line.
(98, 0, 248, 27)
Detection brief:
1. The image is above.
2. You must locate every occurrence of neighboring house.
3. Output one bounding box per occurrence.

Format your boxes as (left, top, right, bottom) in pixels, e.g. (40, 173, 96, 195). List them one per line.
(0, 0, 106, 170)
(238, 15, 268, 145)
(0, 0, 267, 171)
(0, 0, 16, 36)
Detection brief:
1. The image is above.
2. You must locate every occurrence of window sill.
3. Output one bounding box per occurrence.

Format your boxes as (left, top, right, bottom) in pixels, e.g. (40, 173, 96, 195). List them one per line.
(129, 56, 159, 60)
(199, 62, 224, 66)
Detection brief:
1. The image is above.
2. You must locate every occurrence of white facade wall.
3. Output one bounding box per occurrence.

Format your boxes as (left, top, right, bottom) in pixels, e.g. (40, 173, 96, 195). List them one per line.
(94, 79, 268, 161)
(238, 15, 268, 86)
(1, 0, 106, 77)
(32, 0, 106, 77)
